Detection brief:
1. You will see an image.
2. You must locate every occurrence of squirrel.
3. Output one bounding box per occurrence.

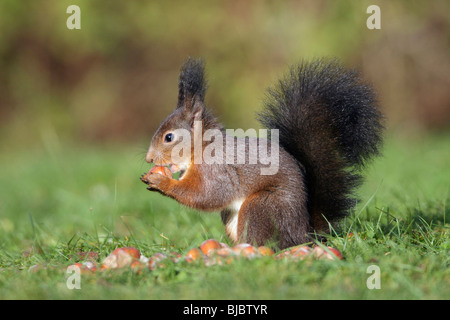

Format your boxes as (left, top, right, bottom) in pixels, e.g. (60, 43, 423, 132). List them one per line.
(141, 58, 383, 250)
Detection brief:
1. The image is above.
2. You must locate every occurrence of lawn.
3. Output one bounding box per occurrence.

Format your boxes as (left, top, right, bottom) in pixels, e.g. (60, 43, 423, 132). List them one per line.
(0, 133, 448, 300)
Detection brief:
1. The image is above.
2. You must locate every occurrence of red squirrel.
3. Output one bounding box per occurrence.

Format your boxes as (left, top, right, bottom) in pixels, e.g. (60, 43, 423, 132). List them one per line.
(140, 58, 383, 250)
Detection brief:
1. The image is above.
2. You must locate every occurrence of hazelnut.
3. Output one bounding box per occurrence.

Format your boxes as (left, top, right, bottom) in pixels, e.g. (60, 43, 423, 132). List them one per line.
(185, 248, 205, 262)
(150, 166, 173, 178)
(200, 239, 222, 256)
(257, 246, 275, 256)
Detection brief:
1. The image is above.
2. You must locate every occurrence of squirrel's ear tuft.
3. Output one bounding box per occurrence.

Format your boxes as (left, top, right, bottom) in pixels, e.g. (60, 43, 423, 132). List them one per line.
(177, 57, 207, 110)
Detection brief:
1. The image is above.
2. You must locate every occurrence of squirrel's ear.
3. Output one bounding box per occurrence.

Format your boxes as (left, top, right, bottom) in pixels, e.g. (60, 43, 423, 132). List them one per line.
(189, 99, 204, 129)
(176, 58, 207, 111)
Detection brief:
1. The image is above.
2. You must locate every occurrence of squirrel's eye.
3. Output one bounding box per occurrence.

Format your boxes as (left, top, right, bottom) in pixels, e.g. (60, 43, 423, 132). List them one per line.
(164, 133, 174, 143)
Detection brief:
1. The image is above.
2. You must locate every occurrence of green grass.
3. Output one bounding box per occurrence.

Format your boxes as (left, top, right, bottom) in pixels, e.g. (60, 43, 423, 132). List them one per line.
(0, 133, 448, 300)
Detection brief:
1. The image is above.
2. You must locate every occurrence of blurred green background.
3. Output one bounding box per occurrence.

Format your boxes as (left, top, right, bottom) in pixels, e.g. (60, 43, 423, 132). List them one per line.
(0, 0, 449, 150)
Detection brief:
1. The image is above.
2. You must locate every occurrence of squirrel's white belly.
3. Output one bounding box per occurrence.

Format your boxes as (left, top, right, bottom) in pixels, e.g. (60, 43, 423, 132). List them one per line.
(225, 199, 244, 242)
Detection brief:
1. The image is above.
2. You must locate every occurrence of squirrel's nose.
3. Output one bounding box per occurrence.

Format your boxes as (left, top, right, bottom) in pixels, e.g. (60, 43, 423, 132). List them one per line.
(145, 149, 154, 164)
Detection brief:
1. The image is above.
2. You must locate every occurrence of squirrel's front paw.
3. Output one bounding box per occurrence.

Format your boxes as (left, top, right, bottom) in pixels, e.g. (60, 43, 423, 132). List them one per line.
(141, 172, 169, 193)
(140, 172, 152, 185)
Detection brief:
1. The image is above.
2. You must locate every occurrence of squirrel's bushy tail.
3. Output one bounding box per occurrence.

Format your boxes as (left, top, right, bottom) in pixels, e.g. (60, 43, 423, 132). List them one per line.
(258, 59, 383, 232)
